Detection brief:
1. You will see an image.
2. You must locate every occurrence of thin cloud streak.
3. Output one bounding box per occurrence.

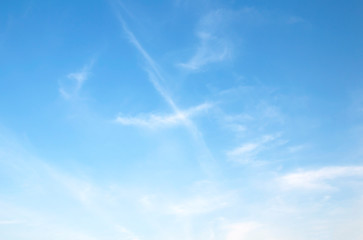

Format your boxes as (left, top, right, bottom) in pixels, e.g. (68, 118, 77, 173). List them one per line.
(115, 12, 177, 111)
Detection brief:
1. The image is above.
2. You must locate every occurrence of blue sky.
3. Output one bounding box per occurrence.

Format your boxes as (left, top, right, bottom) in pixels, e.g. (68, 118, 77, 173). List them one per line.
(0, 0, 363, 239)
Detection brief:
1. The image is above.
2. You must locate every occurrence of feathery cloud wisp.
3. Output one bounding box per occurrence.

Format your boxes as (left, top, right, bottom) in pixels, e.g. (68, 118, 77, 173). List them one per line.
(178, 10, 233, 71)
(179, 31, 231, 70)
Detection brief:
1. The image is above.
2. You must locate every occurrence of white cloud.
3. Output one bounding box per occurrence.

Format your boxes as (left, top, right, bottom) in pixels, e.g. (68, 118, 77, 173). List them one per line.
(179, 31, 231, 70)
(228, 143, 259, 157)
(115, 102, 212, 128)
(178, 7, 270, 71)
(227, 134, 278, 164)
(59, 60, 94, 99)
(115, 112, 184, 128)
(114, 9, 213, 142)
(114, 1, 218, 179)
(279, 166, 363, 190)
(115, 12, 178, 111)
(178, 10, 233, 71)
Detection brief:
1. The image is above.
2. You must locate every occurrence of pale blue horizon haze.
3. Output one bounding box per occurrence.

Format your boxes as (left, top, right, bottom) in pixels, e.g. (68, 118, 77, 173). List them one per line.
(0, 0, 363, 239)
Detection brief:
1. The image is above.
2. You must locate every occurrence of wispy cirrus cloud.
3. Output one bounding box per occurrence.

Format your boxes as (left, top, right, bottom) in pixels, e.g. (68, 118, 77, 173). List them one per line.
(178, 6, 307, 72)
(227, 134, 279, 164)
(115, 102, 212, 128)
(178, 9, 233, 71)
(279, 166, 363, 190)
(114, 11, 177, 111)
(59, 60, 95, 99)
(179, 31, 231, 71)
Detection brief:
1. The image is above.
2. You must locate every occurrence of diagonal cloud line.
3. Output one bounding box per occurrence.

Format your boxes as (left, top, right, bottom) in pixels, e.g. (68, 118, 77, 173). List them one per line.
(114, 5, 217, 174)
(115, 13, 178, 111)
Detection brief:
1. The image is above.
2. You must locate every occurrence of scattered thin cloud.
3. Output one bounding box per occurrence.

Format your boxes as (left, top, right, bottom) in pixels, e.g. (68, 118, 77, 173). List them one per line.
(1, 1, 360, 240)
